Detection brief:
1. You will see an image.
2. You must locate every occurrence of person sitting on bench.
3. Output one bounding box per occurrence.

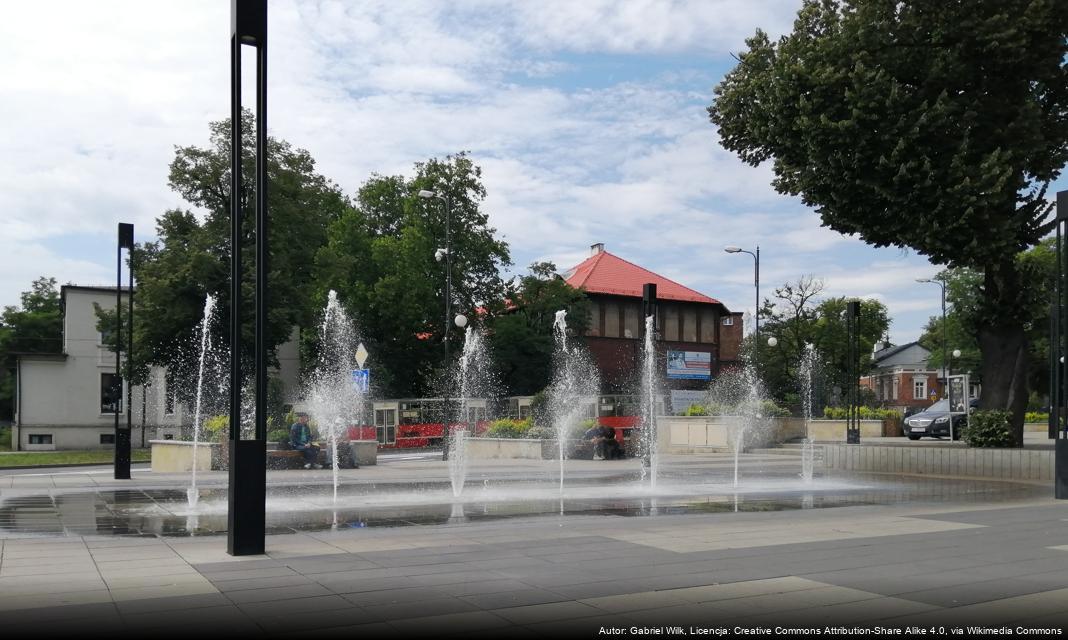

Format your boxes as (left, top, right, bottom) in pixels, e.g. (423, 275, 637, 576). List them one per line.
(584, 425, 623, 460)
(290, 412, 320, 469)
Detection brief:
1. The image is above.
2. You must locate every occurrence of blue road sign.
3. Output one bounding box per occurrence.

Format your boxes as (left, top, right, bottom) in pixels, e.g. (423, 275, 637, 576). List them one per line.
(351, 369, 370, 393)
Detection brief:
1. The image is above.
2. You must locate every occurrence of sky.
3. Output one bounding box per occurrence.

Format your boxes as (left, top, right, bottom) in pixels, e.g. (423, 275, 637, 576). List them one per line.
(2, 0, 1064, 345)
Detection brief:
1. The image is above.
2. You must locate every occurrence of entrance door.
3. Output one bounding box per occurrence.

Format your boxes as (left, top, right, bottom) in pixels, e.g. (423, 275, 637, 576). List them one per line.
(374, 407, 397, 445)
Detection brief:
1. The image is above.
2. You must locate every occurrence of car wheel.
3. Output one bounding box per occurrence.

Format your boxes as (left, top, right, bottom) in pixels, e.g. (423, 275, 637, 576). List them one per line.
(907, 435, 921, 441)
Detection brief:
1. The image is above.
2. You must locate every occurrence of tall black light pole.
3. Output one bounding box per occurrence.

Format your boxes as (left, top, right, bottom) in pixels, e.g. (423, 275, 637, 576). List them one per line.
(845, 300, 861, 444)
(1054, 189, 1068, 499)
(115, 222, 134, 479)
(228, 0, 268, 556)
(724, 245, 759, 338)
(418, 189, 453, 461)
(917, 277, 947, 397)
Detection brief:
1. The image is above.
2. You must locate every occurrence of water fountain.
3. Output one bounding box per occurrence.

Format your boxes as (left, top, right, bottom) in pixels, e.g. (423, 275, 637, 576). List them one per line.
(187, 295, 225, 508)
(303, 291, 364, 504)
(638, 315, 660, 488)
(706, 313, 772, 490)
(798, 343, 820, 483)
(547, 310, 600, 495)
(448, 325, 495, 497)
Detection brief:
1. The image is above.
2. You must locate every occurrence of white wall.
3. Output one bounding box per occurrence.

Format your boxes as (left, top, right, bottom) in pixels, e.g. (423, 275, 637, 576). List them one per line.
(16, 286, 303, 450)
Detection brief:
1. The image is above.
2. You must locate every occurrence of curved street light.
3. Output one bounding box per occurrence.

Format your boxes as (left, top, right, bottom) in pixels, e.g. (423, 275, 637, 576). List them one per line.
(917, 277, 947, 398)
(725, 246, 760, 338)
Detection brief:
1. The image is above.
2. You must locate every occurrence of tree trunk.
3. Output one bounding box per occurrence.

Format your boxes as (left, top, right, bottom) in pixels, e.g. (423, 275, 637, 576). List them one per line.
(977, 260, 1030, 447)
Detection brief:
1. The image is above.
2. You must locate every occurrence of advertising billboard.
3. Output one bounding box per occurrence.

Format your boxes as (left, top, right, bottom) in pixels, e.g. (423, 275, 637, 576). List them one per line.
(666, 350, 711, 380)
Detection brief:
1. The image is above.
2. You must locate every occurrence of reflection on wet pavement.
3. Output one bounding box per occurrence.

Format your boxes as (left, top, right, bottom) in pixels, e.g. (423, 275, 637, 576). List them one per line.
(0, 472, 1046, 539)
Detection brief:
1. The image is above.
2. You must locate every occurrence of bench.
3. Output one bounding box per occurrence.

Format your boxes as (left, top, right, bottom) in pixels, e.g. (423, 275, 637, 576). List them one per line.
(267, 441, 361, 470)
(267, 449, 305, 470)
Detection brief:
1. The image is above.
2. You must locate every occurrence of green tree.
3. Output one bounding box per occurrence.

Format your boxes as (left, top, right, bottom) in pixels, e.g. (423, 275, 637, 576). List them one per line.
(487, 262, 590, 396)
(754, 280, 889, 408)
(0, 277, 63, 419)
(115, 111, 349, 403)
(709, 0, 1068, 444)
(919, 238, 1056, 406)
(316, 153, 511, 397)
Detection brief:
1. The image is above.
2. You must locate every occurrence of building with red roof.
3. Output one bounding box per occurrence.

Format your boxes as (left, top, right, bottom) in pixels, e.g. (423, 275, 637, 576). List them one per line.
(563, 243, 743, 395)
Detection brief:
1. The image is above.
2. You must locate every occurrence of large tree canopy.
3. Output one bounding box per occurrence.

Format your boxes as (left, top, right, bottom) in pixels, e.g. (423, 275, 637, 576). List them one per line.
(710, 0, 1068, 442)
(120, 110, 349, 400)
(486, 262, 590, 396)
(754, 277, 889, 407)
(315, 153, 511, 397)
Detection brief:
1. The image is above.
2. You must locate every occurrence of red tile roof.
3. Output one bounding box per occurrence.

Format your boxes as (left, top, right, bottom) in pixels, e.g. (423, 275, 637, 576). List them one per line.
(563, 250, 720, 305)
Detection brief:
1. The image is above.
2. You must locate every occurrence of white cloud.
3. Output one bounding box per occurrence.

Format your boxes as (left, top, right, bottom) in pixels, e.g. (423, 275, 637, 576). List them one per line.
(1, 0, 957, 349)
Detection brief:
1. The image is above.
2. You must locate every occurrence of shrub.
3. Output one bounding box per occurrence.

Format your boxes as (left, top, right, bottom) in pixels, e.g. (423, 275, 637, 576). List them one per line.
(961, 410, 1014, 448)
(684, 404, 708, 416)
(484, 418, 533, 439)
(759, 400, 791, 418)
(0, 426, 10, 451)
(822, 406, 901, 421)
(202, 415, 229, 442)
(267, 428, 290, 443)
(1025, 412, 1050, 424)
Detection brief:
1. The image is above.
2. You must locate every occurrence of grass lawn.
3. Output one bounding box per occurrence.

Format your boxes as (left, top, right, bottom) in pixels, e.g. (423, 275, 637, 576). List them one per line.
(0, 449, 152, 467)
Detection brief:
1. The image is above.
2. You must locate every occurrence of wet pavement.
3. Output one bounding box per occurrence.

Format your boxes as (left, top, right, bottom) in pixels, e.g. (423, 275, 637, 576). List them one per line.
(0, 452, 1064, 636)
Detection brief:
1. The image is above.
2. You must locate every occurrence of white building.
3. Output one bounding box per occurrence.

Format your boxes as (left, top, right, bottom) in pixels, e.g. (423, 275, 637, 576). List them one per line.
(13, 285, 300, 451)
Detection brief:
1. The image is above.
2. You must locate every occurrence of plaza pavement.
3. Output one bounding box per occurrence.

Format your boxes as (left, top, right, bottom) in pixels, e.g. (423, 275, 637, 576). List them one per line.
(0, 453, 1066, 638)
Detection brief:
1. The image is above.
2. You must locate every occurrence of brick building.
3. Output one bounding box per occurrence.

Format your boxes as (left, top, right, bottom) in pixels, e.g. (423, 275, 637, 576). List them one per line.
(859, 341, 944, 414)
(562, 244, 743, 405)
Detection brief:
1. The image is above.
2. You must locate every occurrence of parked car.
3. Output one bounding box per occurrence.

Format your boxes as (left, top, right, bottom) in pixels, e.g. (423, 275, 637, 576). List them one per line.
(904, 398, 979, 440)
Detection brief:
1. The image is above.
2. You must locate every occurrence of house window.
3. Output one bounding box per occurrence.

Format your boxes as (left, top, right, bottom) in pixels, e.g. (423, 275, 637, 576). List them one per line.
(28, 434, 53, 445)
(700, 308, 717, 343)
(663, 305, 680, 341)
(604, 301, 620, 338)
(587, 300, 601, 337)
(101, 372, 123, 414)
(913, 379, 927, 400)
(682, 307, 698, 342)
(623, 302, 640, 339)
(164, 370, 176, 415)
(892, 378, 899, 400)
(722, 316, 734, 326)
(100, 434, 115, 445)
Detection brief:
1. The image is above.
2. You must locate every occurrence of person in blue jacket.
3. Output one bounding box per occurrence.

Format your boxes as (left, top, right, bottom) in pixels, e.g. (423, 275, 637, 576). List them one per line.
(290, 412, 321, 469)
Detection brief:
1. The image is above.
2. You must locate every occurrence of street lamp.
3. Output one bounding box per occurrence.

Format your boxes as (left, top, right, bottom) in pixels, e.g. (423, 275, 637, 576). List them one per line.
(725, 246, 760, 338)
(767, 336, 778, 347)
(419, 189, 454, 461)
(917, 277, 947, 398)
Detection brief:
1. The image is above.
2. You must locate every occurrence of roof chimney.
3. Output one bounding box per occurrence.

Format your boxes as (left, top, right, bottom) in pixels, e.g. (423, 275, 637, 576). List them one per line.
(590, 242, 605, 256)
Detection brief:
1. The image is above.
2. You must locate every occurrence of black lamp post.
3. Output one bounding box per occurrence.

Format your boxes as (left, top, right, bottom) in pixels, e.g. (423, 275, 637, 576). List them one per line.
(845, 300, 860, 444)
(227, 0, 268, 556)
(1053, 189, 1068, 499)
(418, 189, 453, 461)
(114, 222, 134, 480)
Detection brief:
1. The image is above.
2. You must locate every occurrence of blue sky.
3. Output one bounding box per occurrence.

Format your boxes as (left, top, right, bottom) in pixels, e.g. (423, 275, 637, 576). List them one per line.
(2, 1, 1065, 345)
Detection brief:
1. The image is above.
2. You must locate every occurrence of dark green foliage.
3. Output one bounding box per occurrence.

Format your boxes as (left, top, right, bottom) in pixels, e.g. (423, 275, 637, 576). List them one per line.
(754, 276, 889, 408)
(117, 111, 349, 405)
(710, 0, 1068, 442)
(486, 262, 589, 396)
(919, 239, 1056, 399)
(0, 277, 62, 419)
(315, 153, 511, 397)
(961, 409, 1015, 448)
